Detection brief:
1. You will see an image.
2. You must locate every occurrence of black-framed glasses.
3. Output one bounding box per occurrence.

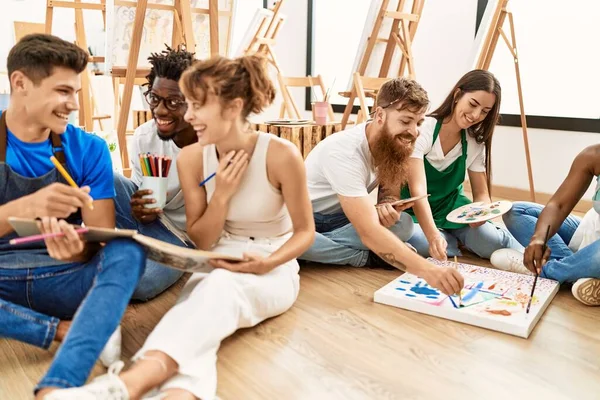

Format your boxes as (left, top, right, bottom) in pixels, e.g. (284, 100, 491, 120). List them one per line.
(144, 91, 187, 111)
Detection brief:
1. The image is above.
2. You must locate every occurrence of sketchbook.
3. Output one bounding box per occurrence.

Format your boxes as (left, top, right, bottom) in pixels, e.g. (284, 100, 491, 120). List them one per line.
(8, 217, 242, 273)
(373, 259, 559, 338)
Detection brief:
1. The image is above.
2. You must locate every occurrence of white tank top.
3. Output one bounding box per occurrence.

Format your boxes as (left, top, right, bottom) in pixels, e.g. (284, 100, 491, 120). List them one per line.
(203, 133, 292, 238)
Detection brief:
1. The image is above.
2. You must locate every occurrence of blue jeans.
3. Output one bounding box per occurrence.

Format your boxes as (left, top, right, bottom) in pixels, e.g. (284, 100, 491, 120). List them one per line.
(407, 221, 524, 259)
(503, 201, 600, 283)
(0, 238, 146, 391)
(114, 173, 188, 301)
(299, 211, 414, 266)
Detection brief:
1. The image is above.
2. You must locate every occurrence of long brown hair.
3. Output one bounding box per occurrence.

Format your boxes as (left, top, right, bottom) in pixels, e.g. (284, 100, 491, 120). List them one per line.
(180, 54, 276, 119)
(429, 69, 501, 192)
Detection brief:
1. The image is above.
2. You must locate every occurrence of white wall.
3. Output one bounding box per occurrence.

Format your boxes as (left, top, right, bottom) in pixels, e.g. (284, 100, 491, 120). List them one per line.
(267, 0, 598, 199)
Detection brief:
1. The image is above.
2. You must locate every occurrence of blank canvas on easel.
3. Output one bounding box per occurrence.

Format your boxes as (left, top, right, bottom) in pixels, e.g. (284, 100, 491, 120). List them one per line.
(348, 0, 418, 89)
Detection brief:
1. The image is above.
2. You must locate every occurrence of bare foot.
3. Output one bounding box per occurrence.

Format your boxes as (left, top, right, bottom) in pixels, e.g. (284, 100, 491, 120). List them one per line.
(55, 320, 71, 342)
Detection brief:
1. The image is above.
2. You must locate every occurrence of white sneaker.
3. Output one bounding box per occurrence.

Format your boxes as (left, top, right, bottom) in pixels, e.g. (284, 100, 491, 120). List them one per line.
(572, 278, 600, 306)
(44, 361, 129, 400)
(99, 326, 122, 368)
(490, 249, 533, 275)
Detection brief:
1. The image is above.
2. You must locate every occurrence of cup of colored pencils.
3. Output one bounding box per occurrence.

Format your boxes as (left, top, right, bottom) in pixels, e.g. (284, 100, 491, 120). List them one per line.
(138, 153, 171, 209)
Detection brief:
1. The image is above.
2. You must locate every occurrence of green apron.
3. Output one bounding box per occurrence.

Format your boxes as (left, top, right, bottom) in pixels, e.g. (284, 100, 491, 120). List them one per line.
(401, 119, 472, 230)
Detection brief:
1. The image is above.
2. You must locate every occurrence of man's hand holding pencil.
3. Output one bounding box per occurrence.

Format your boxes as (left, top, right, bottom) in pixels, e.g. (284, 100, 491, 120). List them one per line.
(26, 183, 93, 219)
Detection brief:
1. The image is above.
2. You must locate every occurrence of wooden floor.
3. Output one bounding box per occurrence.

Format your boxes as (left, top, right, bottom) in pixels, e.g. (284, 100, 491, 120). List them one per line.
(1, 256, 599, 400)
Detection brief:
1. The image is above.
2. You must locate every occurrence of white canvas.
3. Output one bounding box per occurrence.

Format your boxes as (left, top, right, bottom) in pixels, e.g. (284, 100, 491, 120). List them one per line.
(374, 259, 559, 338)
(347, 0, 417, 90)
(233, 7, 273, 57)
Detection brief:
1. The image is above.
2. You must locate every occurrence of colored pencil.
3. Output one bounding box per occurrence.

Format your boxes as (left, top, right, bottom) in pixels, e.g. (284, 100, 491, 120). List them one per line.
(10, 227, 89, 245)
(526, 225, 551, 314)
(198, 172, 216, 187)
(49, 156, 94, 210)
(138, 153, 172, 177)
(198, 159, 235, 187)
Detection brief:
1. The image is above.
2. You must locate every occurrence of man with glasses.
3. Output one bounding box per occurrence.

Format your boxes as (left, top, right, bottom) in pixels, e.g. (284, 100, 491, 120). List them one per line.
(299, 77, 464, 296)
(113, 46, 197, 303)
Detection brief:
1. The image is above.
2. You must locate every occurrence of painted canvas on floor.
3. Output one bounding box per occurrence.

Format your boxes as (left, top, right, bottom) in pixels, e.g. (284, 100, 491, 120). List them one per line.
(373, 259, 559, 338)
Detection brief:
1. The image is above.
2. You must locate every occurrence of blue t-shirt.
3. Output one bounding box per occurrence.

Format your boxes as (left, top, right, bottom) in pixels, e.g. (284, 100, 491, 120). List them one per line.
(6, 124, 115, 200)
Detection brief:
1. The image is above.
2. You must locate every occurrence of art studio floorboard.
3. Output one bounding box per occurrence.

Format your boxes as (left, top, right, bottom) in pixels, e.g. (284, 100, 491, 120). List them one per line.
(1, 255, 599, 400)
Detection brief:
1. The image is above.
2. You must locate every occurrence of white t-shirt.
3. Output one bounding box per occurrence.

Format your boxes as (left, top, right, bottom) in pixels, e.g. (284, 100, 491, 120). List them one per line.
(305, 123, 378, 214)
(130, 120, 187, 233)
(411, 117, 486, 173)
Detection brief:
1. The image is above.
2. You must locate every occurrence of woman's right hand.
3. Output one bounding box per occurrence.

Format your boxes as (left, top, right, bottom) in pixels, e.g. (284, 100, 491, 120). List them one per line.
(213, 150, 250, 202)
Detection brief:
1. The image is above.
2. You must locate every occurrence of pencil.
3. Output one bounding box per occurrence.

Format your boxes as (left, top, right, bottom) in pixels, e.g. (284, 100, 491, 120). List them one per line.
(50, 156, 94, 210)
(526, 225, 551, 314)
(198, 172, 216, 187)
(198, 159, 235, 187)
(454, 255, 462, 307)
(10, 227, 89, 245)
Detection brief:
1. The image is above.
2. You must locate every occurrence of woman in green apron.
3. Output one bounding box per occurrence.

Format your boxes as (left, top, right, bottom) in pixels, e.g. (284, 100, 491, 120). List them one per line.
(493, 144, 600, 306)
(401, 70, 523, 260)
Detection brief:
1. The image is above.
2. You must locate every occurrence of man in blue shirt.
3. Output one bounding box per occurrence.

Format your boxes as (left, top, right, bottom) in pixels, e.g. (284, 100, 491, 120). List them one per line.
(0, 34, 147, 399)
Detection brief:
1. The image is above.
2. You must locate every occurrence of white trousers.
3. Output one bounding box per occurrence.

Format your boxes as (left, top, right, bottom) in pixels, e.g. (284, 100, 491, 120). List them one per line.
(133, 233, 300, 400)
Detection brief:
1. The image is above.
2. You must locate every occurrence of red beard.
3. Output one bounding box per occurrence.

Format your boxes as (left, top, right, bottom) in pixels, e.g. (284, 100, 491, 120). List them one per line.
(371, 123, 414, 192)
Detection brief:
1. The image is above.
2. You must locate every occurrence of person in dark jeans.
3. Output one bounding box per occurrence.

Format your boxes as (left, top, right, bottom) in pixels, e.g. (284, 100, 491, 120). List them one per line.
(0, 34, 146, 399)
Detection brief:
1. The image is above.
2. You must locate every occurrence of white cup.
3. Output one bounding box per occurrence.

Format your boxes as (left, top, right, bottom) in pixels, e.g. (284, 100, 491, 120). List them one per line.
(139, 176, 168, 209)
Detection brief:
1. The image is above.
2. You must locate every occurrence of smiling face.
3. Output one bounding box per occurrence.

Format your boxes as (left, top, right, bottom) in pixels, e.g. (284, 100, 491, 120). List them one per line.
(147, 77, 190, 141)
(453, 90, 496, 130)
(372, 103, 426, 189)
(12, 66, 81, 133)
(183, 87, 239, 147)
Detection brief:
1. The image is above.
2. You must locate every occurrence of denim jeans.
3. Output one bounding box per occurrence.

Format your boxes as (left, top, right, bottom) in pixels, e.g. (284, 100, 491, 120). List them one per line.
(0, 238, 146, 391)
(299, 211, 414, 266)
(407, 221, 524, 259)
(503, 201, 600, 283)
(114, 173, 189, 301)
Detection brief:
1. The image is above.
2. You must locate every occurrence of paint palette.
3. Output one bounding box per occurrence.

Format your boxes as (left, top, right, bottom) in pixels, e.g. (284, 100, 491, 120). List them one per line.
(446, 201, 512, 224)
(374, 259, 559, 338)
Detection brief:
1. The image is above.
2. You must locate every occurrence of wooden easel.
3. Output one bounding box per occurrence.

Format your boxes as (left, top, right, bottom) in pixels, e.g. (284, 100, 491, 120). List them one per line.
(110, 0, 220, 175)
(476, 0, 535, 201)
(340, 0, 425, 129)
(243, 0, 285, 72)
(45, 0, 110, 132)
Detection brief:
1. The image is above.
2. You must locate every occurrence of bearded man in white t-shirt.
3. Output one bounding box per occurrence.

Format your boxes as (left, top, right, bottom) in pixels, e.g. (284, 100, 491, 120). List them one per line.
(300, 77, 464, 295)
(114, 46, 197, 301)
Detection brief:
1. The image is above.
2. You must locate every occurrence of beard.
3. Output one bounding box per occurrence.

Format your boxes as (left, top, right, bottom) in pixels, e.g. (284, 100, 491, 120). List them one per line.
(371, 123, 414, 191)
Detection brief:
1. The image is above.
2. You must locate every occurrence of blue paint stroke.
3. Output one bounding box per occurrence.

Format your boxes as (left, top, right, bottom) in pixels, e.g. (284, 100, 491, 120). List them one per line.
(448, 296, 459, 309)
(409, 281, 440, 297)
(426, 295, 438, 299)
(406, 293, 417, 297)
(399, 280, 411, 284)
(395, 287, 407, 291)
(462, 281, 484, 302)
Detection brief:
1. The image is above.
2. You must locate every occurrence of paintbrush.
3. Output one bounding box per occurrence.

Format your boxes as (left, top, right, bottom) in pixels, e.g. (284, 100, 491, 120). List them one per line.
(324, 77, 336, 102)
(526, 225, 551, 314)
(454, 255, 462, 307)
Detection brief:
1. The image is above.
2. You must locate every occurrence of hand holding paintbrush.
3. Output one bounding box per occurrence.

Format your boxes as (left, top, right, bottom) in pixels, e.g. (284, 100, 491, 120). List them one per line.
(454, 256, 462, 307)
(526, 225, 551, 314)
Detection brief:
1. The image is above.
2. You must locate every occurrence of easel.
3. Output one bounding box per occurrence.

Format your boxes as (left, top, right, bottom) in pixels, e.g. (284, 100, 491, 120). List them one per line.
(45, 0, 110, 132)
(476, 0, 535, 201)
(110, 0, 222, 175)
(340, 0, 425, 129)
(243, 0, 285, 73)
